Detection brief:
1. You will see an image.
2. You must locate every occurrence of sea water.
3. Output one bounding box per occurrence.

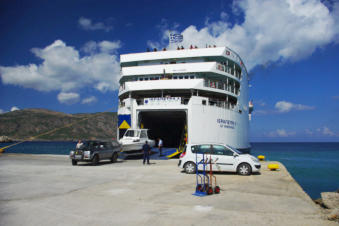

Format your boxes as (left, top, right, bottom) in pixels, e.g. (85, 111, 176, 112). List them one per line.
(251, 142, 339, 199)
(1, 141, 338, 199)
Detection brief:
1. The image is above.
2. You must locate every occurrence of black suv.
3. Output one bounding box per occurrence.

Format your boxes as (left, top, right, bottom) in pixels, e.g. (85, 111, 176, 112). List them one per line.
(70, 140, 121, 166)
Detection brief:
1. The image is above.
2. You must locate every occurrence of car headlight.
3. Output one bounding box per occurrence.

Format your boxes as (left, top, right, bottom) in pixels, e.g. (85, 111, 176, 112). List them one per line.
(251, 156, 259, 163)
(70, 151, 74, 156)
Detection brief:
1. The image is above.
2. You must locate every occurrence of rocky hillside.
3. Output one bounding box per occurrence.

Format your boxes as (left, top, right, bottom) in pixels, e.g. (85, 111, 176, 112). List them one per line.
(0, 109, 117, 141)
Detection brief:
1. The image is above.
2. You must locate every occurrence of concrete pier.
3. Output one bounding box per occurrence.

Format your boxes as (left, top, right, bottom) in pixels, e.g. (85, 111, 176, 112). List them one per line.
(0, 154, 336, 226)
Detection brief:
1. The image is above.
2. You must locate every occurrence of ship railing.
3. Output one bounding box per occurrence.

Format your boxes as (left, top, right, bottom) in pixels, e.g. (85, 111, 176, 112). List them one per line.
(204, 79, 239, 96)
(207, 99, 237, 110)
(216, 63, 242, 80)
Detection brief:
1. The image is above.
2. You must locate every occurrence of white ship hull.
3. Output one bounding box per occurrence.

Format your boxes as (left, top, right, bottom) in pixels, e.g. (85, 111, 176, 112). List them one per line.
(117, 46, 251, 152)
(118, 96, 250, 152)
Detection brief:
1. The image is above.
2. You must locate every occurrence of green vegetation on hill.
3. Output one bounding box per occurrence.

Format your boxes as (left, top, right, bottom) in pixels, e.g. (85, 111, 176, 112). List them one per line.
(0, 109, 117, 141)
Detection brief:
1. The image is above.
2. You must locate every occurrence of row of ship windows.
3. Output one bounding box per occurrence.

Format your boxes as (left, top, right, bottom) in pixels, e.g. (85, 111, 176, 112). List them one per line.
(138, 75, 196, 81)
(204, 80, 240, 95)
(120, 97, 238, 111)
(120, 77, 240, 96)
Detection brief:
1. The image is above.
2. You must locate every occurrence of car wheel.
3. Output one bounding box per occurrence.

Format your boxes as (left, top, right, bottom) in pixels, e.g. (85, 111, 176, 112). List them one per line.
(184, 162, 196, 174)
(237, 163, 252, 176)
(111, 152, 118, 163)
(71, 160, 77, 166)
(92, 155, 99, 166)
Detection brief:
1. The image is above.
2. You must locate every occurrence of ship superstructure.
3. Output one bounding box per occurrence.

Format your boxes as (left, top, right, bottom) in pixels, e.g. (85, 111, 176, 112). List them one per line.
(118, 46, 251, 152)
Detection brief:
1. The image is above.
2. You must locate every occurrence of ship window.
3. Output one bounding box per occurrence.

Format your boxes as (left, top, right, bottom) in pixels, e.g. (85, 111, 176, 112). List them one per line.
(179, 76, 183, 79)
(170, 61, 176, 64)
(184, 76, 189, 79)
(139, 78, 144, 81)
(173, 76, 178, 79)
(155, 77, 159, 80)
(202, 100, 206, 105)
(190, 76, 195, 79)
(145, 78, 149, 81)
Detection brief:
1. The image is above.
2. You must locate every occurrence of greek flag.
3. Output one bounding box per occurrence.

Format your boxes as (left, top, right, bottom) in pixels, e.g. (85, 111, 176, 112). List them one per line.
(169, 33, 183, 43)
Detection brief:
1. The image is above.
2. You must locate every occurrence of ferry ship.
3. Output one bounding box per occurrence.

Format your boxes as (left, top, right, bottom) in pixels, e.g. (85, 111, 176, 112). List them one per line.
(117, 46, 252, 153)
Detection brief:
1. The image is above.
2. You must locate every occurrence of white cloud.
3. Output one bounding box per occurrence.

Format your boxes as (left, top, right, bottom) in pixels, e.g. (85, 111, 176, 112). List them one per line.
(10, 106, 20, 111)
(78, 17, 112, 32)
(322, 126, 336, 136)
(81, 41, 98, 54)
(0, 40, 121, 104)
(275, 101, 314, 113)
(220, 12, 228, 20)
(255, 100, 266, 106)
(305, 129, 314, 135)
(164, 0, 339, 70)
(252, 109, 268, 115)
(268, 129, 296, 137)
(305, 127, 338, 137)
(82, 40, 121, 54)
(148, 18, 180, 49)
(57, 92, 80, 105)
(82, 96, 97, 104)
(99, 41, 121, 53)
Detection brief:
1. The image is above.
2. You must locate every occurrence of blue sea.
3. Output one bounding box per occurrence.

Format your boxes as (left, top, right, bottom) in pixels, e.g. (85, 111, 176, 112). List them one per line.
(1, 141, 338, 199)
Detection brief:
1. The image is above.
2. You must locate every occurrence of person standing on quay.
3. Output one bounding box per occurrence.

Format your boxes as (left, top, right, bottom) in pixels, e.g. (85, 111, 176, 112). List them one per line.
(158, 138, 163, 156)
(143, 141, 151, 165)
(76, 140, 83, 149)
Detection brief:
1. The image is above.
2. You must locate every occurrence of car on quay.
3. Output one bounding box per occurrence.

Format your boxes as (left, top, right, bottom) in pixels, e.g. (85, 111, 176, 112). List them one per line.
(69, 140, 122, 166)
(178, 143, 261, 175)
(119, 129, 155, 156)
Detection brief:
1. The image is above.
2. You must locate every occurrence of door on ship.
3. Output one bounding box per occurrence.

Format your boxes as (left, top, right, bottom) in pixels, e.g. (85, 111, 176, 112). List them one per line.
(138, 110, 187, 148)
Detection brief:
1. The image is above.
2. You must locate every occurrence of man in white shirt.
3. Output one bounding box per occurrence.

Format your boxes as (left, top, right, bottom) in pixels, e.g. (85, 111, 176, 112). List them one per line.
(76, 140, 83, 149)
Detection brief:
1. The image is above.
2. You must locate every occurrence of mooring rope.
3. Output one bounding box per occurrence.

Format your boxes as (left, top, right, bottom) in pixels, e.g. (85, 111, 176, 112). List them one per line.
(0, 108, 116, 154)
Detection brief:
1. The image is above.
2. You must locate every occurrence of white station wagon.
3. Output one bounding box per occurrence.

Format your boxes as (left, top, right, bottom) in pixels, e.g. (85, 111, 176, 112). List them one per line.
(178, 143, 261, 175)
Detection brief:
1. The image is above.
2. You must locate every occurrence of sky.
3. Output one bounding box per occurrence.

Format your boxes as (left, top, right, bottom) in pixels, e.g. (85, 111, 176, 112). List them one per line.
(0, 0, 339, 142)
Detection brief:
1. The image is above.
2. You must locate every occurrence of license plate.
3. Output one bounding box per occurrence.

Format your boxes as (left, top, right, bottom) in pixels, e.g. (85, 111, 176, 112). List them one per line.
(75, 155, 82, 159)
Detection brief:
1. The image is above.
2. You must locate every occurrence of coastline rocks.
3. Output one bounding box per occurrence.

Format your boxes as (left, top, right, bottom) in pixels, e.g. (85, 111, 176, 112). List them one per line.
(321, 192, 339, 209)
(327, 208, 339, 221)
(0, 136, 12, 143)
(321, 192, 339, 222)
